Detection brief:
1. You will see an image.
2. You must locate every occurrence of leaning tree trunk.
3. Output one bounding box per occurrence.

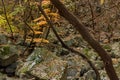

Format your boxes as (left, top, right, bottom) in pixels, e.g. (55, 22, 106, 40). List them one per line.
(50, 0, 119, 80)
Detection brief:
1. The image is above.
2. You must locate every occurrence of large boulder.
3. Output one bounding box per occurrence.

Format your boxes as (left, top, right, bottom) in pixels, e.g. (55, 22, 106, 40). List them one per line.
(16, 48, 67, 80)
(0, 44, 18, 67)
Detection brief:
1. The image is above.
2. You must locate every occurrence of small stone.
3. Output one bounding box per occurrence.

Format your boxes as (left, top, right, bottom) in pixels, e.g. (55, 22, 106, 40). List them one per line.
(59, 49, 69, 56)
(84, 70, 96, 80)
(80, 66, 90, 77)
(5, 62, 17, 76)
(100, 70, 109, 80)
(94, 61, 104, 70)
(67, 68, 77, 77)
(64, 39, 75, 47)
(110, 52, 117, 58)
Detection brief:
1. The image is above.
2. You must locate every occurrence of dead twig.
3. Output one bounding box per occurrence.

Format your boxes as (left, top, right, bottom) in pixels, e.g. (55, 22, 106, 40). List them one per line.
(1, 0, 14, 38)
(88, 0, 95, 30)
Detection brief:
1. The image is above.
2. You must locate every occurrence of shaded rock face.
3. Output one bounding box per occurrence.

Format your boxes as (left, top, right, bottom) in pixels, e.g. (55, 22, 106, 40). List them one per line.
(0, 34, 8, 44)
(0, 45, 18, 67)
(5, 62, 18, 77)
(67, 68, 77, 77)
(0, 44, 18, 77)
(57, 48, 69, 56)
(80, 66, 90, 77)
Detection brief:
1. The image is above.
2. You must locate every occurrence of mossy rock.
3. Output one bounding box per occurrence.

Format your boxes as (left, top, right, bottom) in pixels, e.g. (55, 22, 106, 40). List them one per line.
(0, 34, 7, 44)
(0, 44, 18, 67)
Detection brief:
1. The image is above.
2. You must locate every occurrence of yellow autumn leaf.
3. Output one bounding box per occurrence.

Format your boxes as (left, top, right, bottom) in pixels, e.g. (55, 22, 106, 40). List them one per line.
(44, 9, 51, 13)
(33, 16, 45, 22)
(100, 0, 104, 5)
(49, 13, 59, 18)
(42, 0, 50, 5)
(32, 26, 43, 30)
(37, 21, 47, 26)
(33, 38, 49, 43)
(26, 38, 49, 43)
(34, 31, 43, 35)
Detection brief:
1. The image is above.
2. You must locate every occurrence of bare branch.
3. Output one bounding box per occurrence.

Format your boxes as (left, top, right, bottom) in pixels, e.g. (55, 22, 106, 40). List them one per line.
(1, 0, 13, 38)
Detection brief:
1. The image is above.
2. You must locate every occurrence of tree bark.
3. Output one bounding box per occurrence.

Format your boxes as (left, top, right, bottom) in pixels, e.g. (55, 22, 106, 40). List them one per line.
(50, 0, 119, 80)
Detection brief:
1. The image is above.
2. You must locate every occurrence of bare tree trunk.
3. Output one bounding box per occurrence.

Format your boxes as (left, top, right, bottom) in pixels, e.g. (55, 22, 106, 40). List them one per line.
(50, 0, 119, 80)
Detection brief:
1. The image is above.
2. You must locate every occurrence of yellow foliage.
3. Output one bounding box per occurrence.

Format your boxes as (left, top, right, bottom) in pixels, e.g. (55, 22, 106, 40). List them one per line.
(33, 16, 45, 22)
(32, 0, 60, 45)
(52, 18, 59, 22)
(26, 38, 49, 43)
(34, 38, 49, 43)
(42, 0, 50, 6)
(34, 31, 43, 35)
(49, 13, 59, 18)
(100, 0, 104, 5)
(32, 26, 43, 30)
(44, 9, 51, 13)
(29, 30, 43, 35)
(37, 21, 47, 26)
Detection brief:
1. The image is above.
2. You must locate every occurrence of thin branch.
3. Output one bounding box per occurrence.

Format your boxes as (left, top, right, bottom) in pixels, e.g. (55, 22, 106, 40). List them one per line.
(88, 0, 95, 30)
(22, 21, 35, 56)
(21, 1, 35, 56)
(88, 4, 118, 22)
(1, 0, 14, 38)
(11, 0, 19, 11)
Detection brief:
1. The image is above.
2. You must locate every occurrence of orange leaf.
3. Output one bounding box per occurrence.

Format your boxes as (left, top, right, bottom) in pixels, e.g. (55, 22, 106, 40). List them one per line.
(26, 38, 49, 43)
(42, 0, 50, 5)
(49, 13, 59, 18)
(33, 38, 49, 43)
(34, 31, 43, 34)
(33, 16, 45, 22)
(44, 9, 51, 13)
(37, 21, 47, 26)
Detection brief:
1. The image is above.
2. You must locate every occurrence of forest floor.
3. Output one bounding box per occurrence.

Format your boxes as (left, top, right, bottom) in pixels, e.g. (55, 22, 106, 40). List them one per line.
(0, 0, 120, 80)
(0, 20, 120, 80)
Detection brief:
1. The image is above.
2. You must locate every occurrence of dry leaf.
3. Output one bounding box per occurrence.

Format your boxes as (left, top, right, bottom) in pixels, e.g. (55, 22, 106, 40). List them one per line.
(34, 31, 43, 35)
(100, 0, 104, 5)
(37, 21, 47, 26)
(33, 16, 45, 22)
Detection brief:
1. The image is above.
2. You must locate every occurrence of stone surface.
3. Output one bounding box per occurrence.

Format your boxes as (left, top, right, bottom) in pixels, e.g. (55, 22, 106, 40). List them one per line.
(94, 61, 104, 70)
(30, 59, 67, 79)
(0, 72, 32, 80)
(99, 70, 109, 80)
(80, 65, 90, 77)
(0, 34, 7, 44)
(111, 42, 120, 58)
(84, 70, 96, 80)
(58, 48, 69, 56)
(5, 62, 18, 76)
(16, 48, 67, 80)
(67, 68, 77, 77)
(0, 45, 18, 67)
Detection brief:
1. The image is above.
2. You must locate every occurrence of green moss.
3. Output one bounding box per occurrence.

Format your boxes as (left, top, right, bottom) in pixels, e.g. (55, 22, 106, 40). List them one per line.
(3, 46, 10, 55)
(0, 45, 10, 56)
(103, 44, 112, 52)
